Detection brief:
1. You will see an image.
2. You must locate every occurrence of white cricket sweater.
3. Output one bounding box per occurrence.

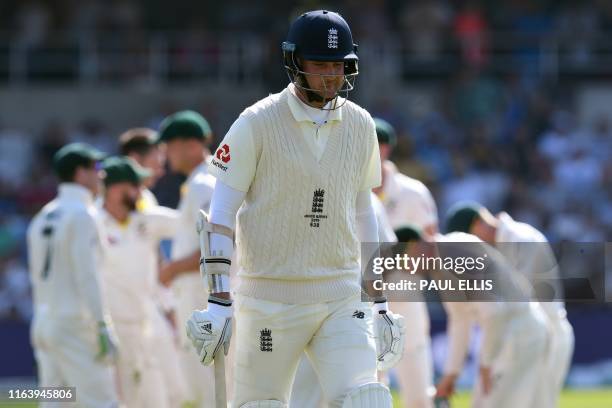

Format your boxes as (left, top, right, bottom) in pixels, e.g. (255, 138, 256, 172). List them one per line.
(234, 88, 378, 303)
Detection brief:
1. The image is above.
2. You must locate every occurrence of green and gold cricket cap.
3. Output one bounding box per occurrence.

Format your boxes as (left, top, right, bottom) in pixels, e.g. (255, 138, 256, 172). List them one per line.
(101, 156, 151, 186)
(445, 201, 483, 233)
(394, 224, 423, 242)
(374, 117, 397, 147)
(53, 142, 106, 179)
(156, 110, 212, 143)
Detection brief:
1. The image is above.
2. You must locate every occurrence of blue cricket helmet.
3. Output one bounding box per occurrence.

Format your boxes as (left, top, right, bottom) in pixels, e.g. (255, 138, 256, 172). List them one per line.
(282, 10, 359, 105)
(283, 10, 358, 63)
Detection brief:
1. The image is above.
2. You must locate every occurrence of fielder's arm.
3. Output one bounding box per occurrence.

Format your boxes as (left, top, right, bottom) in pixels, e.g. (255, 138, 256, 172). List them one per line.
(71, 212, 108, 324)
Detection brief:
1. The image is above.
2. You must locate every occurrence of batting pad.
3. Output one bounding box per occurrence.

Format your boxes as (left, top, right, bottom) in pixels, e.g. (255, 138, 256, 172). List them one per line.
(341, 382, 392, 408)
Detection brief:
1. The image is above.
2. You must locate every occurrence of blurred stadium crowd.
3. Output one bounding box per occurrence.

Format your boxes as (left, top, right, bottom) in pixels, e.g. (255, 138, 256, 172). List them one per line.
(0, 0, 610, 326)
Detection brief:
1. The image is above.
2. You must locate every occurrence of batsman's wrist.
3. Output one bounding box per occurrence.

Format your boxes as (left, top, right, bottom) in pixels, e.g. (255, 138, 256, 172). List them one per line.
(372, 301, 388, 314)
(208, 301, 233, 319)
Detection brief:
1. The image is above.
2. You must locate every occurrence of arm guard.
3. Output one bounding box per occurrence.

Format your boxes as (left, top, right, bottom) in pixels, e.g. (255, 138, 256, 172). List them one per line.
(196, 209, 234, 297)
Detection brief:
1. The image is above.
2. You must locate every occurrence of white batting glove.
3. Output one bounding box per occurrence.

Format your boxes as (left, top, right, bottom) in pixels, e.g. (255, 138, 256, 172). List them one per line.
(96, 320, 119, 363)
(186, 302, 232, 366)
(372, 302, 405, 371)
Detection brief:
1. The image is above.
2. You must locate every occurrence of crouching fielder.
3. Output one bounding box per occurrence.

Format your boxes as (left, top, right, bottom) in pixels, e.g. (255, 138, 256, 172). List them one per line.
(429, 231, 548, 408)
(185, 10, 405, 407)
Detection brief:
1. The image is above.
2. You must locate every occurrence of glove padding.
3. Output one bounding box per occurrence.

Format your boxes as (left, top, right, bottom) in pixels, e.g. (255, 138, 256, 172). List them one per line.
(373, 310, 405, 371)
(186, 308, 232, 366)
(96, 321, 119, 363)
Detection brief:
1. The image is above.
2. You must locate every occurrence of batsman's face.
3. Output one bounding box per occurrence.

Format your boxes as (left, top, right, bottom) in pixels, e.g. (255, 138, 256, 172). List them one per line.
(301, 60, 345, 99)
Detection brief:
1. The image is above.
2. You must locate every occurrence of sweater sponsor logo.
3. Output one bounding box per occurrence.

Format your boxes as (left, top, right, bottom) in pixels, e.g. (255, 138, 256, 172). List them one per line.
(260, 328, 273, 352)
(304, 188, 328, 227)
(211, 159, 228, 172)
(216, 144, 231, 163)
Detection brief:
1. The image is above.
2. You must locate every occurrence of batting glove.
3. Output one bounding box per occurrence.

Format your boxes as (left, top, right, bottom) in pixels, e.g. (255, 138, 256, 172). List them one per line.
(96, 320, 119, 363)
(186, 302, 232, 366)
(372, 301, 405, 371)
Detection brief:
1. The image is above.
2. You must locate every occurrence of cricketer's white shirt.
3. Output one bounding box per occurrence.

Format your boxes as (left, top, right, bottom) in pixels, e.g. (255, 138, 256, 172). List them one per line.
(495, 212, 567, 320)
(99, 206, 178, 322)
(171, 162, 216, 262)
(27, 183, 108, 322)
(438, 232, 532, 372)
(379, 160, 438, 231)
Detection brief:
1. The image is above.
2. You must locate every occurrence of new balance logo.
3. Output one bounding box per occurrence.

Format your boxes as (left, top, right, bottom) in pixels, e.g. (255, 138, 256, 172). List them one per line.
(352, 310, 365, 319)
(260, 328, 272, 352)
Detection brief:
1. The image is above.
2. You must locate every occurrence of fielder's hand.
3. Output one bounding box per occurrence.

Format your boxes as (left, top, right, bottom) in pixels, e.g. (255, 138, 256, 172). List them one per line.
(436, 373, 458, 398)
(372, 303, 405, 371)
(186, 303, 232, 366)
(96, 321, 119, 363)
(479, 366, 493, 395)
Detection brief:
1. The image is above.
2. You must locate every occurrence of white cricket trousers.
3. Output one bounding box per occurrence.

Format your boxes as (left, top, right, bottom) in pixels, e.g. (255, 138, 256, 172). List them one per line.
(173, 274, 216, 408)
(291, 300, 435, 408)
(232, 294, 379, 408)
(31, 315, 118, 408)
(533, 315, 574, 408)
(473, 303, 549, 408)
(113, 320, 169, 408)
(389, 301, 435, 408)
(149, 304, 191, 408)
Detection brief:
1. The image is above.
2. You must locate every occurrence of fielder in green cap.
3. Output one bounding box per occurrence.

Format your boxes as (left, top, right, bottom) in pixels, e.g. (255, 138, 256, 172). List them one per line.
(156, 110, 213, 176)
(444, 201, 485, 235)
(448, 201, 574, 405)
(98, 156, 181, 407)
(52, 142, 106, 196)
(101, 156, 152, 187)
(29, 143, 120, 405)
(153, 110, 219, 402)
(100, 156, 151, 215)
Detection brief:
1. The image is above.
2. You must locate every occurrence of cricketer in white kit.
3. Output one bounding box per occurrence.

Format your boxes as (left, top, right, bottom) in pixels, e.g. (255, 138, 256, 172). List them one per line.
(156, 111, 218, 408)
(431, 231, 549, 408)
(374, 117, 437, 408)
(118, 127, 190, 407)
(185, 10, 406, 408)
(98, 156, 187, 408)
(446, 202, 574, 407)
(27, 143, 119, 408)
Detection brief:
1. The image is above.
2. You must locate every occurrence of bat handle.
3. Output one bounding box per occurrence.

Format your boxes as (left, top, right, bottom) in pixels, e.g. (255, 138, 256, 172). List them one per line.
(214, 349, 227, 407)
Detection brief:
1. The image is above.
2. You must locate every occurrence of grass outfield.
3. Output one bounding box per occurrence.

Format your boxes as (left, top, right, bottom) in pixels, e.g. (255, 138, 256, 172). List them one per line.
(1, 389, 611, 407)
(392, 389, 612, 408)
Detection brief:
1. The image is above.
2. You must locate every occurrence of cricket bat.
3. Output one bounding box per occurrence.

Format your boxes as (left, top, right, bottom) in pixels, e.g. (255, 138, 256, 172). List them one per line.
(197, 209, 227, 408)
